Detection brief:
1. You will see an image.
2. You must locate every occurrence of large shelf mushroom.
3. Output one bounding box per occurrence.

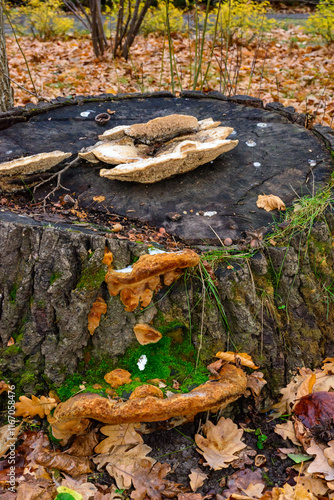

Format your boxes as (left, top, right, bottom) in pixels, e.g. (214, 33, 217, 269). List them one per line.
(79, 114, 238, 183)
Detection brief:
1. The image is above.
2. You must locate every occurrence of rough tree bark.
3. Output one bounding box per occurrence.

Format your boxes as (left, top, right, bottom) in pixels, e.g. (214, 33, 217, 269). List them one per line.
(0, 211, 333, 398)
(0, 0, 13, 112)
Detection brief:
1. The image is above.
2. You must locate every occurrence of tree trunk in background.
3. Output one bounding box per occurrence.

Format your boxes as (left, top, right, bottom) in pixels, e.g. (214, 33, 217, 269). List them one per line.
(89, 0, 108, 57)
(0, 0, 13, 112)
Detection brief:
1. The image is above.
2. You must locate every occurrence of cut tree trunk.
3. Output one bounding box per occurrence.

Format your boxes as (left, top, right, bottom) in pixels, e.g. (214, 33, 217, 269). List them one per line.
(0, 210, 333, 398)
(0, 94, 333, 400)
(0, 0, 13, 112)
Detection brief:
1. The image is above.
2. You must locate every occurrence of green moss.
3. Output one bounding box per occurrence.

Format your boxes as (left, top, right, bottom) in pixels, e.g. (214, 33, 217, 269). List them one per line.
(10, 284, 18, 303)
(20, 372, 36, 386)
(76, 265, 106, 290)
(4, 345, 22, 357)
(50, 272, 62, 285)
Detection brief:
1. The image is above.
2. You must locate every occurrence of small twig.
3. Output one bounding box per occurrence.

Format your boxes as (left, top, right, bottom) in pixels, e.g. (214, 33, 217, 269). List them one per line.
(33, 156, 79, 208)
(4, 74, 50, 102)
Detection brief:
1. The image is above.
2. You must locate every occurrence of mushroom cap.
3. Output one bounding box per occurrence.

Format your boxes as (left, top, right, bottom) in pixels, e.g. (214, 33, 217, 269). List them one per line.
(129, 385, 164, 400)
(104, 369, 132, 388)
(100, 137, 238, 183)
(125, 114, 199, 145)
(133, 324, 163, 345)
(105, 249, 199, 296)
(88, 143, 143, 164)
(0, 151, 71, 176)
(51, 363, 247, 425)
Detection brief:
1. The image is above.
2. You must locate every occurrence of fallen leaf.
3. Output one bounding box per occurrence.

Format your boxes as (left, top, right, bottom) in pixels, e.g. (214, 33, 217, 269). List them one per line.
(16, 478, 57, 500)
(294, 471, 328, 496)
(245, 371, 267, 398)
(131, 461, 186, 500)
(94, 423, 144, 454)
(112, 223, 123, 232)
(195, 417, 246, 470)
(47, 414, 91, 445)
(0, 381, 10, 394)
(189, 468, 208, 492)
(307, 440, 334, 480)
(256, 194, 286, 212)
(223, 468, 265, 498)
(0, 424, 21, 458)
(294, 392, 334, 429)
(60, 475, 99, 500)
(15, 395, 57, 419)
(270, 483, 317, 500)
(93, 443, 155, 489)
(65, 429, 99, 457)
(274, 420, 301, 446)
(215, 351, 259, 369)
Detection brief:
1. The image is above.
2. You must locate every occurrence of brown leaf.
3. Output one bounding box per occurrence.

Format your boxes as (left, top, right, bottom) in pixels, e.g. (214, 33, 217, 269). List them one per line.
(65, 429, 99, 457)
(94, 423, 144, 454)
(245, 372, 267, 398)
(47, 414, 91, 445)
(256, 194, 286, 212)
(15, 395, 57, 419)
(35, 449, 91, 476)
(294, 392, 334, 429)
(307, 439, 334, 480)
(189, 468, 208, 492)
(195, 417, 246, 470)
(16, 478, 57, 500)
(0, 423, 21, 458)
(131, 461, 187, 500)
(274, 421, 301, 446)
(223, 468, 265, 498)
(0, 381, 11, 395)
(93, 443, 155, 489)
(215, 351, 259, 369)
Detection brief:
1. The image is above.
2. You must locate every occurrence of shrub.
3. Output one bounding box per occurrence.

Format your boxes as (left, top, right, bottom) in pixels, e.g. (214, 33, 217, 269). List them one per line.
(201, 0, 275, 44)
(8, 0, 74, 40)
(140, 0, 185, 35)
(304, 0, 334, 45)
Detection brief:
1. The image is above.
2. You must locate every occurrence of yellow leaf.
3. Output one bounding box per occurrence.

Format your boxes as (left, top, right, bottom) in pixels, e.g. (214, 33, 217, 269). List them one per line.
(256, 194, 286, 212)
(15, 395, 57, 419)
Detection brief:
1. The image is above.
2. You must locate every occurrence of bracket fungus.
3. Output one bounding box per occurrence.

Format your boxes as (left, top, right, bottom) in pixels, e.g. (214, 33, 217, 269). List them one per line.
(80, 115, 238, 183)
(0, 151, 71, 193)
(50, 364, 247, 433)
(105, 249, 199, 312)
(133, 324, 162, 345)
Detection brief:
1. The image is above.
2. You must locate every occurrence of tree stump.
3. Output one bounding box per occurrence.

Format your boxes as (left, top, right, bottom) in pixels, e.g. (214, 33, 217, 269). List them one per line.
(0, 92, 333, 399)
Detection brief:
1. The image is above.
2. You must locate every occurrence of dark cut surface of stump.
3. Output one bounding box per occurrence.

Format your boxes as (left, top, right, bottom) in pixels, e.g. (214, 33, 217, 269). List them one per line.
(0, 95, 333, 244)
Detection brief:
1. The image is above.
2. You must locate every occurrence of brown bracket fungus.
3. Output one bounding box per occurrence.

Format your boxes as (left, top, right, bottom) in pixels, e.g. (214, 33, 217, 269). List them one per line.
(81, 115, 238, 183)
(0, 151, 71, 193)
(133, 324, 163, 345)
(105, 248, 200, 312)
(87, 295, 107, 335)
(50, 364, 247, 433)
(104, 369, 132, 388)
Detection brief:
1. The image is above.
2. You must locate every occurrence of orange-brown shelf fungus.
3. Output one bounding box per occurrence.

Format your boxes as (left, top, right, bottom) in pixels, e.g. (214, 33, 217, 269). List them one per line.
(50, 364, 247, 435)
(133, 324, 162, 345)
(87, 295, 107, 335)
(105, 249, 200, 312)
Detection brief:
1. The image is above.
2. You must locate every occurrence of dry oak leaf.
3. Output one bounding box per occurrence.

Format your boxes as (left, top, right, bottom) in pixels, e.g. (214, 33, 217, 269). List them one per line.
(60, 474, 99, 500)
(195, 417, 246, 470)
(271, 367, 314, 417)
(94, 423, 144, 454)
(0, 423, 22, 458)
(0, 381, 11, 394)
(15, 395, 57, 419)
(215, 351, 259, 370)
(306, 440, 334, 481)
(65, 429, 99, 457)
(245, 372, 267, 398)
(324, 440, 334, 467)
(48, 414, 91, 445)
(189, 468, 208, 492)
(223, 468, 264, 498)
(274, 420, 301, 446)
(131, 461, 187, 500)
(93, 443, 155, 490)
(294, 472, 329, 496)
(16, 478, 57, 500)
(271, 483, 317, 500)
(256, 194, 286, 212)
(35, 449, 91, 476)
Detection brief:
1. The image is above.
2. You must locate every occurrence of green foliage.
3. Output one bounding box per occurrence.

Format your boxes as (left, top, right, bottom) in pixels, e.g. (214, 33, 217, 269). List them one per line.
(140, 1, 184, 36)
(9, 284, 18, 304)
(304, 0, 334, 45)
(255, 428, 268, 449)
(8, 0, 74, 40)
(202, 0, 275, 44)
(50, 272, 62, 285)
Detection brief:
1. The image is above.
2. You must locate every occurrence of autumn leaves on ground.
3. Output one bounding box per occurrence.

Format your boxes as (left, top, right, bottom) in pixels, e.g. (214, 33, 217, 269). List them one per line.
(1, 354, 334, 499)
(5, 24, 334, 127)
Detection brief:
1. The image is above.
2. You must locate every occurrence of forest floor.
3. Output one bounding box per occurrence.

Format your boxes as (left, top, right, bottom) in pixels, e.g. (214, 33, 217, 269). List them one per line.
(5, 23, 334, 128)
